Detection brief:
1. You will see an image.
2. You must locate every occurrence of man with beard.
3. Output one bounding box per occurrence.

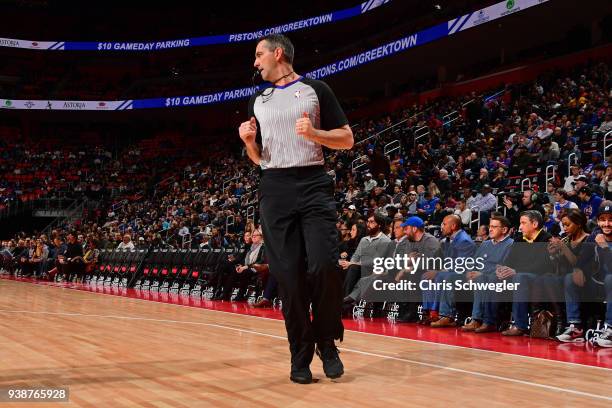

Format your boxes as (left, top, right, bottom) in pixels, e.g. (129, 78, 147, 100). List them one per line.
(343, 218, 401, 305)
(559, 201, 612, 346)
(394, 216, 441, 323)
(591, 201, 612, 347)
(342, 214, 391, 303)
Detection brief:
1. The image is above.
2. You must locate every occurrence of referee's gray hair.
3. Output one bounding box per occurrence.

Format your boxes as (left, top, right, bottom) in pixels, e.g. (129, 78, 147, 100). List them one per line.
(258, 34, 294, 65)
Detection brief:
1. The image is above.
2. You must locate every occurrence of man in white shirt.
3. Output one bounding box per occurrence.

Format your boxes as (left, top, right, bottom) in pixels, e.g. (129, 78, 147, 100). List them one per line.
(178, 223, 190, 238)
(563, 165, 582, 193)
(469, 185, 497, 213)
(363, 173, 377, 193)
(117, 234, 135, 250)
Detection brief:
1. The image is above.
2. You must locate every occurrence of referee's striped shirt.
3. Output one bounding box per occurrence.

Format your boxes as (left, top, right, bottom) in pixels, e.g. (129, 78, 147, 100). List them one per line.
(248, 77, 349, 169)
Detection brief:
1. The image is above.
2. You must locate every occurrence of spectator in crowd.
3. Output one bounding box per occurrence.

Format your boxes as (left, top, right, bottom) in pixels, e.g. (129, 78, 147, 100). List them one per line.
(553, 189, 579, 224)
(394, 216, 441, 323)
(363, 173, 377, 194)
(462, 215, 514, 333)
(588, 201, 612, 347)
(338, 222, 366, 265)
(117, 234, 135, 250)
(58, 233, 85, 282)
(343, 214, 391, 302)
(504, 189, 546, 226)
(430, 215, 476, 328)
(344, 219, 404, 305)
(454, 199, 472, 228)
(213, 231, 252, 300)
(577, 187, 603, 220)
(553, 209, 590, 341)
(498, 211, 554, 336)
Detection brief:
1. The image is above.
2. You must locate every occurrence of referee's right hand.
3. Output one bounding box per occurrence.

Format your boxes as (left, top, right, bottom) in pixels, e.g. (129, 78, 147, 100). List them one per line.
(239, 117, 257, 145)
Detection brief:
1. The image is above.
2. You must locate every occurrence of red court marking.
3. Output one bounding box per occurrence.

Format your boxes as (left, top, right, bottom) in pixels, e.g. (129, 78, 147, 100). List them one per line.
(2, 276, 610, 369)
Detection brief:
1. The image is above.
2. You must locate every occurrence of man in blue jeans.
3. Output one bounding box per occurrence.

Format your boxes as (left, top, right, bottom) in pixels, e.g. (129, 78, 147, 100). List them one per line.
(497, 210, 554, 336)
(461, 215, 514, 333)
(430, 214, 476, 328)
(557, 201, 612, 346)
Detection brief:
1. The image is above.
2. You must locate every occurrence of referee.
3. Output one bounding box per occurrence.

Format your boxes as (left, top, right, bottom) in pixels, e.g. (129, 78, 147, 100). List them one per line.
(238, 34, 354, 384)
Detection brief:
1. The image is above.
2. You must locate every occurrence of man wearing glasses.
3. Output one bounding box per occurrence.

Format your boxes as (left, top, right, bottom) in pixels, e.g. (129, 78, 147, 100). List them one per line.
(405, 191, 418, 216)
(461, 215, 514, 333)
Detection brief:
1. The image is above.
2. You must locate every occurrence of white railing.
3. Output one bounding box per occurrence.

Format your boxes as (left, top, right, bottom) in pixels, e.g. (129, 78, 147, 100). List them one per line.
(545, 164, 556, 186)
(413, 126, 430, 147)
(442, 110, 460, 126)
(225, 214, 235, 234)
(181, 232, 191, 249)
(469, 206, 481, 230)
(246, 206, 256, 223)
(567, 152, 578, 176)
(384, 140, 400, 158)
(521, 178, 531, 192)
(351, 155, 369, 172)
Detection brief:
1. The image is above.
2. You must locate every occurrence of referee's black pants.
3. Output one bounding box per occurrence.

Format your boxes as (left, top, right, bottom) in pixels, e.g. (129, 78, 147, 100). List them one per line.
(259, 165, 344, 369)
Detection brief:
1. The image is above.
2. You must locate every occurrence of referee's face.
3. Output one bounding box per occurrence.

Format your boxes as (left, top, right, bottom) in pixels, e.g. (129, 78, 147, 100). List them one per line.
(254, 40, 277, 82)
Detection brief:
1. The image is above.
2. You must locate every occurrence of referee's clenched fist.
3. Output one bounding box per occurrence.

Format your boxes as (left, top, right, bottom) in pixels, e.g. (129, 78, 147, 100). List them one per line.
(239, 117, 257, 144)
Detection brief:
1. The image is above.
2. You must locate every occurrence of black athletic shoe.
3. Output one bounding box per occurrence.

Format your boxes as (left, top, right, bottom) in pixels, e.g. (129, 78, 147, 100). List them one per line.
(316, 341, 344, 379)
(290, 366, 313, 384)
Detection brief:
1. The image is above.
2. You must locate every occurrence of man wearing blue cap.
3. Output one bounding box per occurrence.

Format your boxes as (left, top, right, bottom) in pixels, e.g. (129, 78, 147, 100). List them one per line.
(394, 216, 441, 323)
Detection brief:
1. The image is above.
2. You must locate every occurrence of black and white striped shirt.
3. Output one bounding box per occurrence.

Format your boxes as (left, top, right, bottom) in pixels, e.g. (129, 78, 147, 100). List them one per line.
(248, 76, 348, 169)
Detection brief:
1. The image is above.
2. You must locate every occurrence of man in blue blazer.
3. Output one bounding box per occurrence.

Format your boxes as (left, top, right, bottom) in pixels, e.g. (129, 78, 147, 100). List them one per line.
(430, 214, 476, 327)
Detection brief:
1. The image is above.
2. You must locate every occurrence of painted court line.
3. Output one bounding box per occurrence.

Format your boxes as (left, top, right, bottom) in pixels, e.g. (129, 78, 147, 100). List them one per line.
(3, 277, 611, 372)
(1, 308, 611, 402)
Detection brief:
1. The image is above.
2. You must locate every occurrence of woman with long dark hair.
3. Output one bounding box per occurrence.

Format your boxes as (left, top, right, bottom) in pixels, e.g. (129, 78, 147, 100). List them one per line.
(339, 222, 367, 263)
(553, 209, 591, 342)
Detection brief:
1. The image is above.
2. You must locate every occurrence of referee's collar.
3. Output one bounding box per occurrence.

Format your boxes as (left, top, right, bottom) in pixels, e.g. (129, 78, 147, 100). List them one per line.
(274, 76, 303, 89)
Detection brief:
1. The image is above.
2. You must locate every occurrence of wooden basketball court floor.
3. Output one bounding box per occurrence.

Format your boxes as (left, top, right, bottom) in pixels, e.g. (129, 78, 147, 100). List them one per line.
(1, 278, 611, 407)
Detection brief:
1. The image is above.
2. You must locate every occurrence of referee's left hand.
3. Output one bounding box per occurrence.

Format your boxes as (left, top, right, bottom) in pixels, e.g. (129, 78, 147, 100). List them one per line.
(296, 112, 316, 141)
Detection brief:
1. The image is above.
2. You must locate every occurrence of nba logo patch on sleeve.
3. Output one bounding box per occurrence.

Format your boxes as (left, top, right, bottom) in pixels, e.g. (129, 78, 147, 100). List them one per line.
(294, 90, 301, 98)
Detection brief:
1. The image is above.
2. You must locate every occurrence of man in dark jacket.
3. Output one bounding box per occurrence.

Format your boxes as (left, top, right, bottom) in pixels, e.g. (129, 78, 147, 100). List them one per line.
(59, 233, 84, 281)
(497, 211, 553, 336)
